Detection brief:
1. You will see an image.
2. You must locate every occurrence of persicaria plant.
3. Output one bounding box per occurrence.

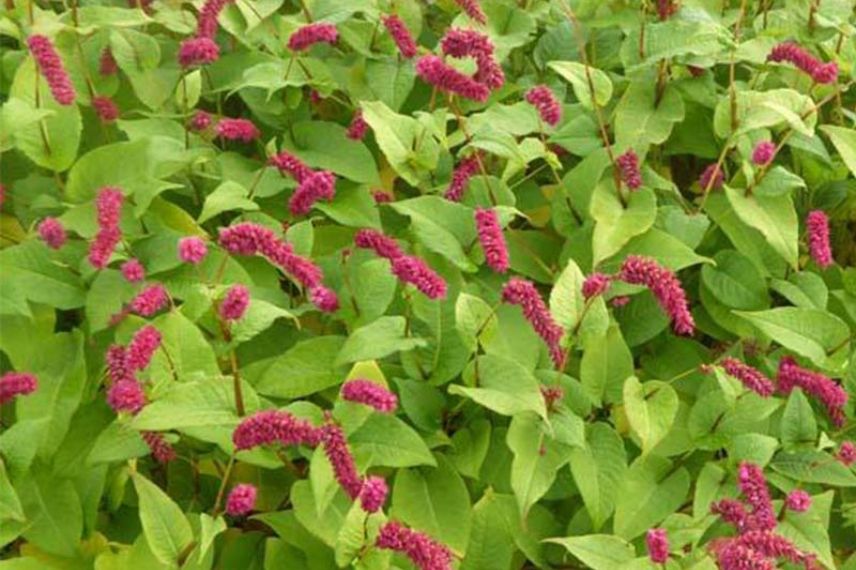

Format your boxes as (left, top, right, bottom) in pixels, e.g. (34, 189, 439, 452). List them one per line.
(1, 0, 856, 568)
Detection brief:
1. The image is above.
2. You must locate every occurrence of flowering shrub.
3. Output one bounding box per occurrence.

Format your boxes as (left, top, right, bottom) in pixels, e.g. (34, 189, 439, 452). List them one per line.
(2, 0, 856, 568)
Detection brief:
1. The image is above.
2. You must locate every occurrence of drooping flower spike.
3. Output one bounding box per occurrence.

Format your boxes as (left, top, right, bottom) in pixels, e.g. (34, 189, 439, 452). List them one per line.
(525, 85, 562, 127)
(699, 163, 724, 191)
(216, 118, 260, 142)
(382, 14, 418, 59)
(226, 484, 257, 516)
(121, 259, 146, 282)
(288, 22, 339, 51)
(346, 109, 368, 140)
(452, 0, 486, 24)
(376, 521, 454, 570)
(805, 210, 833, 268)
(474, 207, 509, 273)
(502, 278, 565, 368)
(89, 187, 124, 269)
(92, 96, 120, 123)
(0, 372, 38, 405)
(618, 256, 695, 336)
(616, 150, 642, 190)
(27, 35, 76, 106)
(768, 42, 838, 84)
(340, 379, 398, 413)
(178, 237, 208, 264)
(38, 218, 67, 249)
(720, 357, 775, 397)
(444, 153, 482, 202)
(646, 528, 669, 564)
(321, 420, 363, 499)
(220, 284, 250, 321)
(232, 409, 322, 450)
(130, 284, 169, 317)
(178, 37, 220, 68)
(777, 356, 847, 426)
(582, 273, 611, 300)
(752, 141, 776, 166)
(415, 55, 490, 103)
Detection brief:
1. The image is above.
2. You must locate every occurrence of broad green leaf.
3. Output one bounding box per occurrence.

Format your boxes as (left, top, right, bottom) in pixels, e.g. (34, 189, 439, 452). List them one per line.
(389, 196, 477, 272)
(131, 377, 251, 432)
(820, 125, 856, 178)
(725, 186, 798, 268)
(734, 307, 850, 371)
(391, 455, 471, 553)
(349, 414, 436, 468)
(549, 259, 586, 331)
(254, 336, 347, 399)
(580, 324, 634, 405)
(780, 389, 818, 451)
(289, 480, 349, 547)
(361, 100, 438, 186)
(546, 535, 635, 570)
(714, 89, 816, 138)
(460, 491, 516, 570)
(568, 423, 627, 529)
(455, 293, 498, 351)
(701, 250, 769, 311)
(197, 514, 226, 563)
(778, 491, 834, 569)
(771, 451, 856, 487)
(131, 472, 193, 566)
(0, 459, 25, 523)
(448, 354, 547, 420)
(507, 413, 571, 518)
(16, 472, 82, 557)
(591, 186, 657, 265)
(148, 311, 220, 382)
(614, 80, 684, 147)
(86, 269, 138, 333)
(0, 241, 85, 310)
(198, 181, 259, 223)
(335, 316, 427, 365)
(333, 503, 369, 567)
(613, 455, 690, 540)
(623, 377, 679, 455)
(286, 121, 380, 185)
(548, 61, 613, 109)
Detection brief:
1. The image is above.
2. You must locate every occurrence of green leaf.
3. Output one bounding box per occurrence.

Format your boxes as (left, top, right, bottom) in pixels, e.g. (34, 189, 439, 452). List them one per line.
(546, 535, 636, 570)
(349, 414, 436, 468)
(778, 491, 834, 569)
(568, 423, 627, 529)
(86, 269, 139, 333)
(391, 455, 471, 553)
(613, 455, 690, 540)
(507, 413, 571, 518)
(460, 491, 516, 570)
(131, 377, 249, 432)
(548, 61, 613, 109)
(780, 389, 818, 451)
(333, 503, 369, 567)
(701, 250, 769, 310)
(132, 472, 194, 566)
(198, 181, 259, 223)
(389, 196, 478, 272)
(614, 81, 684, 147)
(197, 514, 226, 563)
(819, 125, 856, 178)
(580, 324, 634, 406)
(0, 459, 24, 523)
(623, 377, 679, 455)
(549, 259, 586, 331)
(148, 311, 220, 381)
(361, 100, 438, 186)
(16, 471, 82, 557)
(315, 184, 381, 229)
(591, 186, 657, 265)
(449, 354, 548, 420)
(10, 60, 82, 172)
(771, 451, 856, 487)
(725, 186, 798, 268)
(286, 121, 380, 185)
(109, 28, 161, 73)
(455, 293, 498, 352)
(734, 307, 850, 371)
(0, 241, 85, 310)
(335, 316, 427, 365)
(254, 336, 347, 399)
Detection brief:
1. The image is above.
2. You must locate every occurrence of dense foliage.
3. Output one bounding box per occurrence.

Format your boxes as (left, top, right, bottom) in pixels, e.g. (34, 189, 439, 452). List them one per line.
(2, 0, 856, 568)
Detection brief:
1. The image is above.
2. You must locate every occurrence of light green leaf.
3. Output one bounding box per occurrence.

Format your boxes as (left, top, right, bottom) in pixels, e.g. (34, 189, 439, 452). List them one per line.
(0, 241, 86, 310)
(350, 414, 436, 468)
(725, 186, 798, 268)
(361, 100, 438, 186)
(17, 472, 82, 557)
(614, 455, 690, 540)
(549, 259, 586, 331)
(734, 307, 850, 371)
(389, 196, 477, 272)
(614, 81, 684, 147)
(591, 186, 657, 265)
(623, 377, 679, 455)
(455, 293, 498, 352)
(449, 354, 547, 420)
(580, 324, 634, 406)
(335, 316, 427, 365)
(131, 472, 193, 566)
(546, 534, 635, 570)
(198, 181, 259, 223)
(701, 250, 769, 311)
(820, 125, 856, 178)
(548, 61, 613, 109)
(568, 423, 627, 529)
(781, 389, 818, 452)
(507, 413, 571, 518)
(254, 336, 347, 399)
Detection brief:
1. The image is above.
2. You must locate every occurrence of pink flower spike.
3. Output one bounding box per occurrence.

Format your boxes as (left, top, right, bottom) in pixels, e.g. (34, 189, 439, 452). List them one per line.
(143, 432, 176, 463)
(346, 109, 368, 141)
(474, 207, 509, 273)
(618, 255, 695, 336)
(196, 0, 233, 39)
(646, 528, 669, 564)
(232, 409, 322, 451)
(190, 111, 212, 131)
(354, 228, 403, 260)
(220, 284, 250, 321)
(309, 285, 339, 313)
(768, 42, 838, 84)
(289, 170, 336, 216)
(127, 325, 162, 371)
(453, 0, 486, 24)
(216, 118, 260, 142)
(269, 151, 313, 183)
(837, 441, 856, 466)
(27, 35, 76, 106)
(288, 22, 338, 51)
(178, 37, 220, 68)
(38, 217, 67, 249)
(341, 379, 398, 413)
(525, 85, 562, 127)
(321, 421, 362, 499)
(106, 345, 134, 384)
(806, 210, 833, 268)
(359, 476, 388, 513)
(0, 372, 38, 404)
(616, 149, 642, 190)
(178, 236, 208, 264)
(88, 187, 124, 269)
(444, 153, 482, 202)
(391, 255, 448, 299)
(582, 273, 611, 300)
(376, 521, 454, 570)
(107, 379, 146, 414)
(711, 498, 752, 533)
(721, 357, 775, 397)
(382, 14, 418, 59)
(92, 96, 119, 123)
(657, 0, 678, 19)
(699, 163, 724, 191)
(226, 484, 257, 516)
(415, 55, 490, 103)
(777, 356, 847, 426)
(121, 259, 146, 283)
(99, 48, 118, 76)
(785, 490, 812, 513)
(502, 278, 565, 369)
(752, 141, 776, 166)
(737, 461, 777, 532)
(131, 284, 169, 317)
